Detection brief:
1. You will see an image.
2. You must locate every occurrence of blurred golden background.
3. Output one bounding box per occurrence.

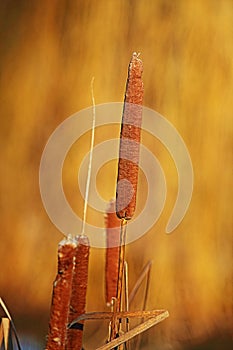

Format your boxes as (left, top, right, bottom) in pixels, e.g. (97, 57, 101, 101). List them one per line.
(0, 0, 232, 349)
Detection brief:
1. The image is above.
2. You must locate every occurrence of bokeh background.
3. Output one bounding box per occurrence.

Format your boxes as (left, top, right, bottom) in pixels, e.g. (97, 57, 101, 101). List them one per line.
(0, 0, 232, 349)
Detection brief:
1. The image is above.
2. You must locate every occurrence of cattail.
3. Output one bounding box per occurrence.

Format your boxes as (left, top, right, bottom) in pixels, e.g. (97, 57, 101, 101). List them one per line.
(66, 235, 90, 350)
(46, 237, 76, 350)
(105, 200, 121, 306)
(116, 52, 144, 220)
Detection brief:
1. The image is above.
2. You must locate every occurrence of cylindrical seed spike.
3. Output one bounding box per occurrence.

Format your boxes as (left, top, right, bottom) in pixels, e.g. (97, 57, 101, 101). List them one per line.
(116, 52, 144, 220)
(46, 237, 76, 350)
(105, 200, 121, 305)
(66, 235, 90, 350)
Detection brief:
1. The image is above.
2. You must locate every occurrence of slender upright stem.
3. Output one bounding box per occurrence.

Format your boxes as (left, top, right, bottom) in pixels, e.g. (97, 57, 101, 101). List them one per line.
(81, 77, 96, 235)
(0, 298, 22, 350)
(124, 261, 129, 331)
(135, 263, 151, 350)
(109, 219, 127, 341)
(116, 220, 127, 312)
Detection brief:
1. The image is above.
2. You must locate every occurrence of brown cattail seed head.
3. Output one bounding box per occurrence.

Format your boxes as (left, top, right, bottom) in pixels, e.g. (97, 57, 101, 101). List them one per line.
(66, 235, 90, 350)
(116, 52, 144, 220)
(46, 237, 76, 350)
(105, 200, 121, 305)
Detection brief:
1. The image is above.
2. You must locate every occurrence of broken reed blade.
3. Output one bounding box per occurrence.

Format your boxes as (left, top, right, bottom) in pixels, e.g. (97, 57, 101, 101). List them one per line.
(96, 311, 169, 350)
(46, 237, 76, 350)
(0, 318, 12, 350)
(128, 260, 152, 306)
(66, 235, 90, 350)
(116, 52, 144, 220)
(69, 309, 167, 324)
(0, 298, 22, 350)
(105, 200, 121, 305)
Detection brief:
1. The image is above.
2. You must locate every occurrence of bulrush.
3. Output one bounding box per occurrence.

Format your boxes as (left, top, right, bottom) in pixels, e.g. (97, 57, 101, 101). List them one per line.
(46, 236, 76, 350)
(105, 200, 121, 306)
(66, 235, 90, 350)
(116, 52, 144, 220)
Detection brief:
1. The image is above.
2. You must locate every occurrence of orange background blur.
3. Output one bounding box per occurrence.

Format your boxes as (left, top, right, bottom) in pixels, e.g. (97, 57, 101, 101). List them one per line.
(0, 1, 232, 349)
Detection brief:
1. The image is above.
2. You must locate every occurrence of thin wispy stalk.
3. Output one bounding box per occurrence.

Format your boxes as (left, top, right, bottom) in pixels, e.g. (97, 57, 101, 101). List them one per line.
(0, 297, 22, 350)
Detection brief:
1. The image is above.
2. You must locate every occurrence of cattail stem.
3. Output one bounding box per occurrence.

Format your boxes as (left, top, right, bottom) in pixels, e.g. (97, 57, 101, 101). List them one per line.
(109, 219, 127, 341)
(66, 235, 90, 350)
(109, 52, 144, 342)
(116, 220, 127, 312)
(46, 237, 76, 350)
(115, 52, 144, 310)
(124, 261, 130, 334)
